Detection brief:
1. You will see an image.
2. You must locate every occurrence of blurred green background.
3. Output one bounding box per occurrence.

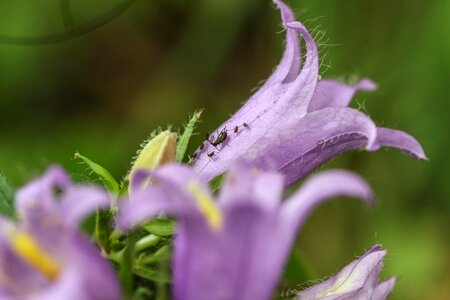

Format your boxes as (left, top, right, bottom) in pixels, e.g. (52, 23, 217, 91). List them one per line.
(0, 0, 448, 299)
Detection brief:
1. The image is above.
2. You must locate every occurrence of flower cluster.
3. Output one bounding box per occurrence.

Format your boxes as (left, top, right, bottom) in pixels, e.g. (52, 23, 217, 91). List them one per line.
(0, 0, 426, 299)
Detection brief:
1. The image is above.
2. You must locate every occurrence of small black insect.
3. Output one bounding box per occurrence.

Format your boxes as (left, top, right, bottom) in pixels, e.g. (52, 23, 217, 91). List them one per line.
(199, 143, 205, 150)
(188, 153, 198, 165)
(243, 122, 249, 128)
(233, 126, 239, 133)
(207, 151, 215, 158)
(206, 127, 228, 148)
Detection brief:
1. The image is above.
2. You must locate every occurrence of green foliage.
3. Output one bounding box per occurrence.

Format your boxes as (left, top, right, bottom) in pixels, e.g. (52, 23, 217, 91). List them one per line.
(133, 244, 171, 300)
(0, 171, 14, 218)
(176, 110, 203, 162)
(74, 152, 118, 252)
(110, 231, 172, 300)
(133, 264, 170, 284)
(209, 173, 225, 193)
(74, 152, 120, 195)
(132, 286, 154, 300)
(143, 219, 176, 237)
(119, 233, 138, 300)
(96, 209, 114, 254)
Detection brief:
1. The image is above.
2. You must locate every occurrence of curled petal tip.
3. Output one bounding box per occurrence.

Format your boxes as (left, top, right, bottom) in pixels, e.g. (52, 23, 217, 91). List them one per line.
(356, 78, 377, 91)
(372, 128, 427, 161)
(372, 244, 382, 251)
(373, 277, 397, 300)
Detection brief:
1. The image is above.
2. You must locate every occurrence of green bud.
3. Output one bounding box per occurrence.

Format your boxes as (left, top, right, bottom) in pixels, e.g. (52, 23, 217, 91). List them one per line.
(129, 130, 177, 188)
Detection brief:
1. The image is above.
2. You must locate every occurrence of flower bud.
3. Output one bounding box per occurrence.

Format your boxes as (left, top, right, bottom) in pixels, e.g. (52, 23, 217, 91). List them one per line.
(129, 130, 177, 189)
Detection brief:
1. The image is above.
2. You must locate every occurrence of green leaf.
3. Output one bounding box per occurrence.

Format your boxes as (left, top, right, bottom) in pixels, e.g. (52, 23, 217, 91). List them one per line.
(95, 209, 113, 254)
(133, 244, 172, 300)
(209, 173, 225, 192)
(133, 265, 170, 283)
(143, 219, 176, 237)
(136, 244, 171, 265)
(0, 171, 14, 217)
(135, 234, 160, 252)
(132, 286, 154, 300)
(176, 110, 203, 162)
(74, 152, 120, 194)
(119, 233, 138, 300)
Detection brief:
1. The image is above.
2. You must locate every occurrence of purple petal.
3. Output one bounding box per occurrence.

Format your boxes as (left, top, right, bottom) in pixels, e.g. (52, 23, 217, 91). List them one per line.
(372, 277, 396, 300)
(263, 107, 378, 185)
(1, 166, 121, 300)
(31, 267, 88, 300)
(196, 106, 377, 184)
(66, 233, 121, 300)
(118, 187, 188, 230)
(217, 162, 284, 211)
(270, 0, 301, 84)
(132, 164, 210, 194)
(298, 245, 389, 300)
(307, 78, 377, 112)
(173, 203, 280, 300)
(14, 166, 113, 251)
(370, 127, 427, 160)
(242, 0, 301, 100)
(16, 165, 70, 218)
(280, 170, 373, 247)
(61, 186, 111, 227)
(119, 164, 211, 230)
(0, 235, 49, 296)
(36, 233, 121, 300)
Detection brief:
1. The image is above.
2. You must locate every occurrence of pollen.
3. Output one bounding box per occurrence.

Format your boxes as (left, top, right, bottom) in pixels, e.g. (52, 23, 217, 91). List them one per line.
(11, 232, 61, 281)
(186, 181, 223, 230)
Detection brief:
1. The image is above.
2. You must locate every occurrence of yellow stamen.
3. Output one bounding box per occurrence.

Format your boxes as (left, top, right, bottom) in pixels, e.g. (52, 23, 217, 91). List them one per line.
(11, 233, 61, 281)
(186, 181, 223, 230)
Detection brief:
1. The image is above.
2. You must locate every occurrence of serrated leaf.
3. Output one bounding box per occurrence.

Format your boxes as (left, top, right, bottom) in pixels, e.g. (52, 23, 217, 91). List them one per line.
(143, 219, 176, 236)
(176, 110, 203, 162)
(209, 173, 225, 192)
(74, 152, 120, 194)
(0, 172, 15, 217)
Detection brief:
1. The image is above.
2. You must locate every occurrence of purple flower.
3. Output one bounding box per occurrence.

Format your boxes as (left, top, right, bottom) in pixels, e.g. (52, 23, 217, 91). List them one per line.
(192, 0, 425, 185)
(0, 166, 121, 300)
(297, 245, 396, 300)
(119, 163, 374, 300)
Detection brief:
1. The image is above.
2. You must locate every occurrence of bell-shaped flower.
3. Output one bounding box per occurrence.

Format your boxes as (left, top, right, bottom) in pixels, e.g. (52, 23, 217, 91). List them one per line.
(297, 245, 396, 300)
(119, 163, 374, 300)
(0, 166, 121, 300)
(192, 0, 425, 185)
